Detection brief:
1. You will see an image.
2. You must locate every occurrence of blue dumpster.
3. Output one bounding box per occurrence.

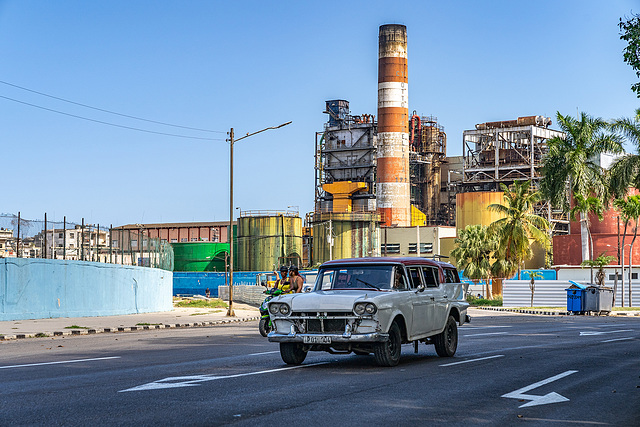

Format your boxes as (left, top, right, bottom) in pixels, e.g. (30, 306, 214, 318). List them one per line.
(566, 281, 587, 314)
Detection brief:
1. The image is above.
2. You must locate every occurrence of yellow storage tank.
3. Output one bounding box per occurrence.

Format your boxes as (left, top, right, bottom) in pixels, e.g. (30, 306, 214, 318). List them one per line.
(456, 192, 505, 232)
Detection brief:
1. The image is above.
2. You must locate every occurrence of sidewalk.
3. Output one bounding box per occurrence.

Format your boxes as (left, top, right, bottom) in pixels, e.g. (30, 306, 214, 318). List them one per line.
(477, 306, 640, 316)
(0, 302, 260, 341)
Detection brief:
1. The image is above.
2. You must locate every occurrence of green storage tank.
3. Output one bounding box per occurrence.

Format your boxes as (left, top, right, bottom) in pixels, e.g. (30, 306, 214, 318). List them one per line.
(236, 212, 302, 271)
(171, 242, 229, 272)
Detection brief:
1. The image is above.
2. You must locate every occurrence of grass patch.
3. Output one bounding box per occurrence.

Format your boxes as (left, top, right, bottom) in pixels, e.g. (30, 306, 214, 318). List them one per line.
(612, 307, 640, 311)
(34, 333, 49, 338)
(189, 310, 225, 316)
(64, 325, 89, 329)
(174, 298, 228, 309)
(136, 323, 161, 326)
(466, 295, 503, 306)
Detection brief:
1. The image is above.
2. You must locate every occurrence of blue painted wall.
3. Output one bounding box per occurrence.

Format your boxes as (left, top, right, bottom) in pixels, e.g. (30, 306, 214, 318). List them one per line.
(0, 258, 173, 321)
(173, 270, 318, 297)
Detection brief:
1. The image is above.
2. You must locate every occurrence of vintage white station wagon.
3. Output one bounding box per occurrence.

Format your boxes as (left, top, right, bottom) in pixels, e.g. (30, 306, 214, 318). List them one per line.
(267, 257, 470, 366)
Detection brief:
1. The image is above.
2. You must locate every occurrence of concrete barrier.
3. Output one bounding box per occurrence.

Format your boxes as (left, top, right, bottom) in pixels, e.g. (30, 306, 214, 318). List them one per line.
(0, 258, 172, 321)
(218, 285, 266, 306)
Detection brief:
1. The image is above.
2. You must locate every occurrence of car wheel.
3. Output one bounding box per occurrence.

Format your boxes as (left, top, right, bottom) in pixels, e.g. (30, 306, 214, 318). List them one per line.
(258, 318, 271, 337)
(434, 315, 458, 357)
(280, 343, 307, 365)
(374, 322, 401, 367)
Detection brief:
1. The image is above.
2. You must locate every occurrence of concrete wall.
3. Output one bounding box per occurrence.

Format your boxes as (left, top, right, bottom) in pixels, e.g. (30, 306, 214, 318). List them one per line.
(218, 285, 266, 306)
(0, 258, 172, 321)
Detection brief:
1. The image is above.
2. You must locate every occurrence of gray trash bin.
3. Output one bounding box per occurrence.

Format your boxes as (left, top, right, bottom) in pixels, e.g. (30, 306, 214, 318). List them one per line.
(585, 285, 613, 315)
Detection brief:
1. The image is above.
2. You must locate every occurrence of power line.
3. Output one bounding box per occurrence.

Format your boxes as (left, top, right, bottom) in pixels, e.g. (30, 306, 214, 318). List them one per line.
(0, 80, 225, 134)
(0, 95, 225, 141)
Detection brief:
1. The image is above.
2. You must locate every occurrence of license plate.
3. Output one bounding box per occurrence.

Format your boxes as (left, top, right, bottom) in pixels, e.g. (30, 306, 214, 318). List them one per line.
(303, 335, 332, 344)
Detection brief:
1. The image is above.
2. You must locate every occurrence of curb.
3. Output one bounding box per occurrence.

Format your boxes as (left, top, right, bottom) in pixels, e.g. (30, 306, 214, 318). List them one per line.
(477, 307, 640, 317)
(0, 316, 260, 341)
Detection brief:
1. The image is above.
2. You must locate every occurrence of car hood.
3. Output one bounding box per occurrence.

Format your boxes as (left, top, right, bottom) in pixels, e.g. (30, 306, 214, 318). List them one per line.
(274, 290, 379, 311)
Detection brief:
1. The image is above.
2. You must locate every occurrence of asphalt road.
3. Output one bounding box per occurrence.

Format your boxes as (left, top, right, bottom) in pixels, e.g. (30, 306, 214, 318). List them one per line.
(1, 310, 639, 426)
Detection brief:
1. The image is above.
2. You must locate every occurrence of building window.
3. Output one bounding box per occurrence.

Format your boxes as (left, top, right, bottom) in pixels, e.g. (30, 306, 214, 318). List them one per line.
(161, 239, 167, 243)
(408, 243, 433, 254)
(112, 240, 118, 248)
(69, 232, 74, 238)
(381, 243, 400, 254)
(171, 239, 177, 243)
(131, 239, 138, 248)
(191, 238, 198, 242)
(181, 238, 188, 242)
(609, 273, 622, 281)
(58, 233, 63, 238)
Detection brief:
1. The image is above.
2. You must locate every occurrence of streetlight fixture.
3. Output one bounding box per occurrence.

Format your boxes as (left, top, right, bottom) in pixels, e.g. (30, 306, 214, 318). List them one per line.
(227, 121, 292, 316)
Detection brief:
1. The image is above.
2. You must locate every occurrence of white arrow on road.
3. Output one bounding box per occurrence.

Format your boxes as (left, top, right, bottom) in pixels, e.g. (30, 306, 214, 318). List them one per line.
(502, 370, 577, 408)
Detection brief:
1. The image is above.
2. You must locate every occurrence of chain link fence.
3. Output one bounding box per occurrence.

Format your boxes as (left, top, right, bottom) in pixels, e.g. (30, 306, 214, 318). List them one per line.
(0, 212, 173, 271)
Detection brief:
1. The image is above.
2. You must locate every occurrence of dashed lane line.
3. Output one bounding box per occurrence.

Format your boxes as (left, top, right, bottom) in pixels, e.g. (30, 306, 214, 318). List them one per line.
(0, 356, 121, 370)
(439, 355, 504, 367)
(601, 337, 634, 343)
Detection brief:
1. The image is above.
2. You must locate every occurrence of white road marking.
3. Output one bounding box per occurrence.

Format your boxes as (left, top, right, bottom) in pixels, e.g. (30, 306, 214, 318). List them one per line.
(247, 351, 279, 356)
(462, 332, 509, 337)
(440, 355, 504, 367)
(601, 337, 634, 343)
(502, 370, 578, 408)
(0, 356, 121, 370)
(120, 361, 329, 392)
(579, 329, 632, 336)
(460, 326, 512, 330)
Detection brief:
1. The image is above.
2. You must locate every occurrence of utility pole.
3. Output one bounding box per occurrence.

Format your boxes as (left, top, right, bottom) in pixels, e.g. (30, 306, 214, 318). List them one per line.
(44, 213, 47, 259)
(81, 218, 85, 261)
(228, 127, 235, 317)
(63, 216, 66, 260)
(416, 224, 421, 257)
(328, 218, 333, 261)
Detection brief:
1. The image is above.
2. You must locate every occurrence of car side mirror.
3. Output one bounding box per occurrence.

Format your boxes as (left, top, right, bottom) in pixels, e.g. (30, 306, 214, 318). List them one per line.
(416, 284, 425, 293)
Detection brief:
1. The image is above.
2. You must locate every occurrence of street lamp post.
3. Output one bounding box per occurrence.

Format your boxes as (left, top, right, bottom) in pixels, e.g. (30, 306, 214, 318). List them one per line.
(227, 121, 292, 317)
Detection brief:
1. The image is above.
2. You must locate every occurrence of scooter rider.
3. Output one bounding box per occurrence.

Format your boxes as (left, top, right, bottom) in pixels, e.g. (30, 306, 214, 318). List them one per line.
(273, 265, 293, 293)
(289, 265, 304, 293)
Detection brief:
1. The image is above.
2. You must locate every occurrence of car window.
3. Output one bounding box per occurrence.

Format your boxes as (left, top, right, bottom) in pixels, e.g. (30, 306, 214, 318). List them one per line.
(319, 270, 335, 290)
(407, 267, 423, 289)
(421, 266, 439, 288)
(392, 267, 409, 290)
(314, 265, 394, 290)
(444, 268, 459, 283)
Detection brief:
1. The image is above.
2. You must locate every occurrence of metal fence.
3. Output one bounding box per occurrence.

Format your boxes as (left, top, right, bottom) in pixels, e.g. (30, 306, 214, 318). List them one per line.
(0, 212, 173, 271)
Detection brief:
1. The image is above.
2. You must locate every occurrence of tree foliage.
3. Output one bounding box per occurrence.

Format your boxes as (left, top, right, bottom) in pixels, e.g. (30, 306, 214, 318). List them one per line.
(609, 108, 640, 198)
(451, 224, 495, 283)
(620, 13, 640, 97)
(488, 180, 550, 277)
(540, 112, 623, 212)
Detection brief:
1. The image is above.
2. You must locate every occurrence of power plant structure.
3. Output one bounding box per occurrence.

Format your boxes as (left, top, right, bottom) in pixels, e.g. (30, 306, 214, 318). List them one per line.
(459, 116, 569, 235)
(377, 24, 410, 227)
(307, 23, 568, 269)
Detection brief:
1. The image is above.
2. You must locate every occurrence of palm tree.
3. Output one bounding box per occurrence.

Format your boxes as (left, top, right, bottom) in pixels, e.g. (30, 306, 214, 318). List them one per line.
(569, 194, 604, 283)
(488, 180, 550, 279)
(451, 224, 496, 299)
(614, 197, 633, 306)
(540, 111, 623, 263)
(609, 108, 640, 198)
(581, 253, 617, 287)
(624, 195, 640, 306)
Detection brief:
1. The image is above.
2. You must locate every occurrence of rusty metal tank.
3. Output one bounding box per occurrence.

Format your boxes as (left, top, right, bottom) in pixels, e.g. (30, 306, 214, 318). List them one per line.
(377, 24, 410, 227)
(236, 212, 303, 271)
(311, 212, 381, 265)
(455, 192, 506, 232)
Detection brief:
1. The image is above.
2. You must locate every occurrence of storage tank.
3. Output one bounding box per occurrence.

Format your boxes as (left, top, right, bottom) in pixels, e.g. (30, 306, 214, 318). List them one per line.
(171, 242, 229, 272)
(456, 192, 506, 232)
(311, 212, 381, 265)
(236, 212, 303, 271)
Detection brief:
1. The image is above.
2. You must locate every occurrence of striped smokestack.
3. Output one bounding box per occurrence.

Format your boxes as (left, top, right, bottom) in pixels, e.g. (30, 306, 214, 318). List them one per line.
(377, 24, 410, 226)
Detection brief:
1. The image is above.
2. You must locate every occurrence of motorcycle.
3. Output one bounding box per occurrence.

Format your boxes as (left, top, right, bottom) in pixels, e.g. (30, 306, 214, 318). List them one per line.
(259, 282, 284, 337)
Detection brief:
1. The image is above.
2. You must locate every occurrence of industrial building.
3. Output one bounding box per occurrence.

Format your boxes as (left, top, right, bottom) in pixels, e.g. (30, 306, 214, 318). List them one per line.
(308, 23, 570, 269)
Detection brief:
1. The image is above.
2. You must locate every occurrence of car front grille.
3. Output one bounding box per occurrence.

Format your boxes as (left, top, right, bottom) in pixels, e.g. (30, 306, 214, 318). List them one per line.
(306, 319, 347, 333)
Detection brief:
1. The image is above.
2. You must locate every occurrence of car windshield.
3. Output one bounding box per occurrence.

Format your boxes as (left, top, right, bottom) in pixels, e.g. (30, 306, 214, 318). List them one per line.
(314, 265, 394, 291)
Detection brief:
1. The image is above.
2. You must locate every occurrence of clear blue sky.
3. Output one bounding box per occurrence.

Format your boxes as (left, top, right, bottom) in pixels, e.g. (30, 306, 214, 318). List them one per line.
(1, 0, 638, 227)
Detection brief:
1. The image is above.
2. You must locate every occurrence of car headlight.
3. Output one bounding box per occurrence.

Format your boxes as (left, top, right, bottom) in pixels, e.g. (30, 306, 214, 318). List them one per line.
(269, 304, 279, 315)
(365, 303, 377, 314)
(354, 302, 376, 315)
(279, 304, 290, 315)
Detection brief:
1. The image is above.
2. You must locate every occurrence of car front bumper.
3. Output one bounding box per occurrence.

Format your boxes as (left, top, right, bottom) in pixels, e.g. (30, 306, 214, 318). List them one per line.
(267, 331, 389, 344)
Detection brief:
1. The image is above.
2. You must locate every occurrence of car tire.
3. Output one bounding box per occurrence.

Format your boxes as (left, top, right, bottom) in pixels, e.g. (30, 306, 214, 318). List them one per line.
(280, 343, 307, 365)
(374, 322, 401, 367)
(434, 315, 458, 357)
(258, 318, 271, 337)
